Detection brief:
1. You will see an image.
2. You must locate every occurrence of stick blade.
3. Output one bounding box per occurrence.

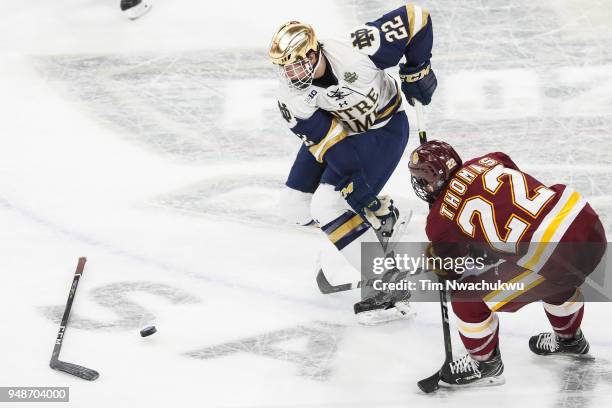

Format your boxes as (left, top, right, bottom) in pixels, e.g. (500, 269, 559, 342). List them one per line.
(50, 360, 99, 381)
(417, 371, 441, 393)
(316, 269, 350, 294)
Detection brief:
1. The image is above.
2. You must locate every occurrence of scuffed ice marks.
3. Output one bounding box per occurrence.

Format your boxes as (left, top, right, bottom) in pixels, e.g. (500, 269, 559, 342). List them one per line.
(186, 321, 344, 381)
(41, 281, 200, 330)
(550, 357, 612, 408)
(33, 50, 296, 163)
(343, 0, 612, 233)
(344, 0, 612, 68)
(156, 174, 286, 226)
(33, 0, 612, 233)
(34, 51, 296, 226)
(20, 1, 612, 402)
(39, 281, 345, 382)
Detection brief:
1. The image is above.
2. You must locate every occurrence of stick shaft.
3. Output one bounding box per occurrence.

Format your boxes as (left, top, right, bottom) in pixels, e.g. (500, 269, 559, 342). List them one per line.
(413, 100, 453, 364)
(413, 100, 428, 144)
(51, 257, 87, 361)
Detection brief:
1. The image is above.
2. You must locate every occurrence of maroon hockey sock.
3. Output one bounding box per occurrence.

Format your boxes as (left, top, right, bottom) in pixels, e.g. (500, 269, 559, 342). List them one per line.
(453, 300, 500, 361)
(543, 292, 584, 339)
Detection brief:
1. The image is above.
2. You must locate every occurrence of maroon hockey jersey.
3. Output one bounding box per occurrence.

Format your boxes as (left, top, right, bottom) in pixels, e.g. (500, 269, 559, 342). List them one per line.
(425, 152, 604, 283)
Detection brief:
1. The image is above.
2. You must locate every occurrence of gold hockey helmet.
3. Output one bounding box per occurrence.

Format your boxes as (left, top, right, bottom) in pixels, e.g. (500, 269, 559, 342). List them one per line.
(268, 21, 321, 90)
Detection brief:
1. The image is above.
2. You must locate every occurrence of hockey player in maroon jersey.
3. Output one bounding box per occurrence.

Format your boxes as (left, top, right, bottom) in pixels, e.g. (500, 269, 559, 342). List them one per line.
(408, 140, 607, 387)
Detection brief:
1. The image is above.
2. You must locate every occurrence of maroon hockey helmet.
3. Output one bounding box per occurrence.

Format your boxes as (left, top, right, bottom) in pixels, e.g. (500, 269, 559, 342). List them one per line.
(408, 140, 462, 203)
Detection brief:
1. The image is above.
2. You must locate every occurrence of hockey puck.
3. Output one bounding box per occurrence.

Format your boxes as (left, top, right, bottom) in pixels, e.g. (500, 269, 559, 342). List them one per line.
(140, 325, 157, 337)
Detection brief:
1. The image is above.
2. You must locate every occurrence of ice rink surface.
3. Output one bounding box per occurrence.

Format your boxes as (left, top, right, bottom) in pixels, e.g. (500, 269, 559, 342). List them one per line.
(0, 0, 611, 407)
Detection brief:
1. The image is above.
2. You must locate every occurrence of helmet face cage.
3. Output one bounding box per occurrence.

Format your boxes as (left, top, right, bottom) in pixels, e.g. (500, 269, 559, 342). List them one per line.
(411, 176, 435, 203)
(411, 175, 446, 203)
(277, 57, 315, 90)
(269, 21, 320, 91)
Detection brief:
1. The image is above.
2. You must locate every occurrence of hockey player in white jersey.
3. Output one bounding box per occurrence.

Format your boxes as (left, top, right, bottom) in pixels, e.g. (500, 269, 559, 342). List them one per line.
(269, 4, 436, 324)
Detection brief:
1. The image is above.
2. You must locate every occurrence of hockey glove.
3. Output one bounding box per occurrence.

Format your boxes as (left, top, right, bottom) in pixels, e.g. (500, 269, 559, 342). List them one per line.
(399, 60, 437, 106)
(467, 243, 500, 266)
(425, 243, 462, 281)
(335, 173, 394, 230)
(363, 195, 398, 232)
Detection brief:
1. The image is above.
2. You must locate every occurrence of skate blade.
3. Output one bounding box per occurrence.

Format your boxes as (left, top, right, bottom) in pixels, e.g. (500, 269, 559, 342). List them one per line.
(356, 302, 416, 326)
(440, 375, 506, 388)
(533, 351, 594, 361)
(384, 211, 412, 254)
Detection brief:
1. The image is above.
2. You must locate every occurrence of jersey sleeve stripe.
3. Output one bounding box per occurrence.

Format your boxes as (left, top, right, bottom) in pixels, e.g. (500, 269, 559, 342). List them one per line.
(406, 4, 429, 42)
(308, 119, 349, 162)
(413, 6, 422, 39)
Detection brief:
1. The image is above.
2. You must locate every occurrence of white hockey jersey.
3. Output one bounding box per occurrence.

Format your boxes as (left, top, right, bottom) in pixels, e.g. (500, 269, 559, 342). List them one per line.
(276, 3, 432, 164)
(278, 37, 402, 135)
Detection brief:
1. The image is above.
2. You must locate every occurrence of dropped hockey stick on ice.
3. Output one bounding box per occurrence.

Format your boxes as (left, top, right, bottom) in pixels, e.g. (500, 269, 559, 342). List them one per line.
(49, 257, 99, 381)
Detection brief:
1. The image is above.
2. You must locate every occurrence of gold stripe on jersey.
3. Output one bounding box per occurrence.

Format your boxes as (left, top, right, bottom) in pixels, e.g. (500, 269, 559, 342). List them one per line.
(308, 119, 349, 163)
(483, 189, 586, 312)
(375, 85, 402, 123)
(406, 4, 430, 42)
(421, 8, 430, 30)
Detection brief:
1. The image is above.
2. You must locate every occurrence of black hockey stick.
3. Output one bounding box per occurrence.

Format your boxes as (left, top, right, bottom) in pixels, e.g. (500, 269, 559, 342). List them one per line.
(316, 263, 429, 295)
(50, 257, 99, 381)
(412, 101, 453, 393)
(315, 205, 413, 294)
(316, 268, 377, 294)
(417, 286, 452, 393)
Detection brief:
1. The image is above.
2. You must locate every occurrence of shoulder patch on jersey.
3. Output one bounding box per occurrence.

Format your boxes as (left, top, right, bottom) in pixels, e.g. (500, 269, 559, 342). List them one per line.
(348, 24, 380, 55)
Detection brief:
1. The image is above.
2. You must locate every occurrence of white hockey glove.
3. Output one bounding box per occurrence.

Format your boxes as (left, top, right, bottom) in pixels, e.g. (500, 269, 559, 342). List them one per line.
(363, 195, 396, 230)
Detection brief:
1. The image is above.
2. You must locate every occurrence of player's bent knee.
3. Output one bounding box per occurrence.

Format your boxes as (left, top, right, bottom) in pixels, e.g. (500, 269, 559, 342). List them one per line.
(279, 187, 314, 226)
(311, 184, 371, 250)
(451, 297, 491, 322)
(310, 183, 350, 225)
